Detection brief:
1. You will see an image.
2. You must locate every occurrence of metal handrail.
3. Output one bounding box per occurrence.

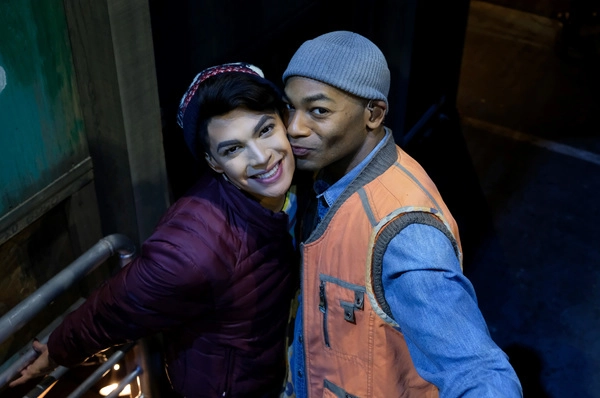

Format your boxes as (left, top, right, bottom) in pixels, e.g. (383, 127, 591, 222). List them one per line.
(0, 234, 138, 396)
(0, 234, 136, 345)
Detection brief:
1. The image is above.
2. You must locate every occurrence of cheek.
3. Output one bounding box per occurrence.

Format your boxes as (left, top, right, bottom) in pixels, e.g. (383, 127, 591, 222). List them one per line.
(320, 127, 347, 149)
(273, 134, 293, 153)
(222, 158, 248, 177)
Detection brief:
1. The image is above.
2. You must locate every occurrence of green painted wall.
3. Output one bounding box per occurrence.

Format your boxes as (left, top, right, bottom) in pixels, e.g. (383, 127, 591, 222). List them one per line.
(0, 0, 87, 216)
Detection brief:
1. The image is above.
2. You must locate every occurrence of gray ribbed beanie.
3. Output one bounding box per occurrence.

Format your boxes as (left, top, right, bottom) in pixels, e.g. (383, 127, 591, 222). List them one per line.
(283, 31, 390, 109)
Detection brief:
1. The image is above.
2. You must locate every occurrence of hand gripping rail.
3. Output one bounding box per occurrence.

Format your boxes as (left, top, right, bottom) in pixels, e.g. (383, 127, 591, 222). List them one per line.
(0, 234, 137, 396)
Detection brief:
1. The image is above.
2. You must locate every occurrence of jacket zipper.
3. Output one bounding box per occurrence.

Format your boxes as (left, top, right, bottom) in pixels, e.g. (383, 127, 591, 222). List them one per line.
(221, 347, 233, 396)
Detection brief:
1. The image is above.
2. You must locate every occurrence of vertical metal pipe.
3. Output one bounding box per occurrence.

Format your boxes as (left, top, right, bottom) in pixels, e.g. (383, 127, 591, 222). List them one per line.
(66, 342, 135, 398)
(105, 366, 143, 398)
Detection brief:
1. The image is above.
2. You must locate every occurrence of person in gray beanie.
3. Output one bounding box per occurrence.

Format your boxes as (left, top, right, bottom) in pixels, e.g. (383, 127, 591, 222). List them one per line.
(280, 31, 522, 398)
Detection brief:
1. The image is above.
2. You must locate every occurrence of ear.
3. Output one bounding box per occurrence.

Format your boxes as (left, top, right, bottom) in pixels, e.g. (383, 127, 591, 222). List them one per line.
(205, 153, 224, 173)
(365, 100, 387, 129)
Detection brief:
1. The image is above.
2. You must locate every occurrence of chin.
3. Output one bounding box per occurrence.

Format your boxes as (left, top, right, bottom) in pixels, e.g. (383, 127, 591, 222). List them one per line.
(259, 183, 291, 199)
(295, 159, 321, 172)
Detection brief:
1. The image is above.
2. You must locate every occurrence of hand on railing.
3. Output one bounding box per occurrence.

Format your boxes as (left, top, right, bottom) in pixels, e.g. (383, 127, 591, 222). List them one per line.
(8, 340, 58, 387)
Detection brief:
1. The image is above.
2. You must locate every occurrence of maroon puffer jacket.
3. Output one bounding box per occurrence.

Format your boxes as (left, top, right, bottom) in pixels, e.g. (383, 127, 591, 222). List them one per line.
(48, 171, 296, 397)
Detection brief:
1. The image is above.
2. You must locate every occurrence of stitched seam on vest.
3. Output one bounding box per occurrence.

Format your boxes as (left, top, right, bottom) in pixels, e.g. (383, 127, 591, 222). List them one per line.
(394, 161, 445, 217)
(305, 130, 397, 244)
(372, 212, 460, 324)
(358, 188, 378, 227)
(321, 273, 366, 292)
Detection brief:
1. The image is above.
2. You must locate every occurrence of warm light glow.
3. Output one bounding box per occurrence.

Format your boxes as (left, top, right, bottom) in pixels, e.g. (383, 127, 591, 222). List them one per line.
(99, 383, 131, 396)
(113, 364, 121, 371)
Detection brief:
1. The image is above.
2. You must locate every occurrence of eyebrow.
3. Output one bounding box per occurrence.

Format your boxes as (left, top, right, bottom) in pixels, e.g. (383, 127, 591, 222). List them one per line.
(253, 114, 274, 134)
(300, 93, 333, 105)
(216, 140, 239, 152)
(285, 92, 334, 106)
(215, 114, 275, 152)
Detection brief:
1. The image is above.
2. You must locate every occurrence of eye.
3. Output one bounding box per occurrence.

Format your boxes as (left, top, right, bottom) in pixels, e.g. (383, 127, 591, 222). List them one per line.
(311, 107, 329, 116)
(285, 103, 295, 111)
(220, 145, 241, 156)
(259, 124, 275, 137)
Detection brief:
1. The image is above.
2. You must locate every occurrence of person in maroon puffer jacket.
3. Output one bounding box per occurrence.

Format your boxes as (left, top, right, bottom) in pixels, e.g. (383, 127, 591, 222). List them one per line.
(10, 63, 299, 397)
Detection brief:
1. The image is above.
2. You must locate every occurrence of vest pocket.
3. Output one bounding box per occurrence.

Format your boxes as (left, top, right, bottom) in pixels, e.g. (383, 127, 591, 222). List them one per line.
(323, 379, 360, 398)
(318, 274, 370, 362)
(319, 279, 330, 347)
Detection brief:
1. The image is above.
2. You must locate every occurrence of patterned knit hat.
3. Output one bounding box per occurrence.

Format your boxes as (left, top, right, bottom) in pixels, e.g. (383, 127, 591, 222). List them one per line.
(177, 62, 265, 159)
(283, 31, 390, 110)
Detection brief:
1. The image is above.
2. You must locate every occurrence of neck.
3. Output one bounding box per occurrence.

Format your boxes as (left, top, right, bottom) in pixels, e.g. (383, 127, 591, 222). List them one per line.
(323, 127, 386, 183)
(259, 195, 286, 213)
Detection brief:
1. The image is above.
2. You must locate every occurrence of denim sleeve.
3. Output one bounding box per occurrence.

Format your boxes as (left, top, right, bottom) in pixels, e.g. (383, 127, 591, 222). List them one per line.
(382, 223, 523, 398)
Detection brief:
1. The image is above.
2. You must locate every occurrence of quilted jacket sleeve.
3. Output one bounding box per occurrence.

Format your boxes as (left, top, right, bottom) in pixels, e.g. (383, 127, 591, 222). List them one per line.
(48, 204, 235, 367)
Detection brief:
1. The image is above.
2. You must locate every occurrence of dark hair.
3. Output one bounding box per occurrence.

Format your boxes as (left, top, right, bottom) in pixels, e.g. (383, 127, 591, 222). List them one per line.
(193, 72, 285, 156)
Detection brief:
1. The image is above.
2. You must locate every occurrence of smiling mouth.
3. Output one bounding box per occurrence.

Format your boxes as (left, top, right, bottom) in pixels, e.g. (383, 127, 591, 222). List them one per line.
(254, 161, 280, 180)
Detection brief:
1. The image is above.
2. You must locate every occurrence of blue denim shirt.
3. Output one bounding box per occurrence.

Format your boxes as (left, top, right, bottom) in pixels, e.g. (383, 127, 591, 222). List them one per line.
(287, 131, 522, 397)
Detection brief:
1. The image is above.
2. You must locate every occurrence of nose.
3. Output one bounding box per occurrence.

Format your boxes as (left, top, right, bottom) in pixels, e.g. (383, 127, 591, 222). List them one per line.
(247, 142, 270, 167)
(286, 110, 310, 139)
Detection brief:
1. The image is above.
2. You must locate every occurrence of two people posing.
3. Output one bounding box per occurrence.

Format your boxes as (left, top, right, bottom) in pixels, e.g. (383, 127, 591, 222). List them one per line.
(10, 32, 523, 397)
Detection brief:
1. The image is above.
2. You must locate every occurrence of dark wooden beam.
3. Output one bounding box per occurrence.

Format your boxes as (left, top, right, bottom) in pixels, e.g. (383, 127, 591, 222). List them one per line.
(63, 0, 170, 244)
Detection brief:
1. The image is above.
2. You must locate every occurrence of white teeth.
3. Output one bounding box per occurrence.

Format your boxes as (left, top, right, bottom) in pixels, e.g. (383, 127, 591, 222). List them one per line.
(256, 163, 279, 179)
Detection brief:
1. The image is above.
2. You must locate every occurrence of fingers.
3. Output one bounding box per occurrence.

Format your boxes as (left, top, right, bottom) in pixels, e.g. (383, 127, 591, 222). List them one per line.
(8, 370, 31, 387)
(8, 361, 40, 388)
(32, 340, 47, 354)
(8, 359, 49, 387)
(8, 341, 53, 388)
